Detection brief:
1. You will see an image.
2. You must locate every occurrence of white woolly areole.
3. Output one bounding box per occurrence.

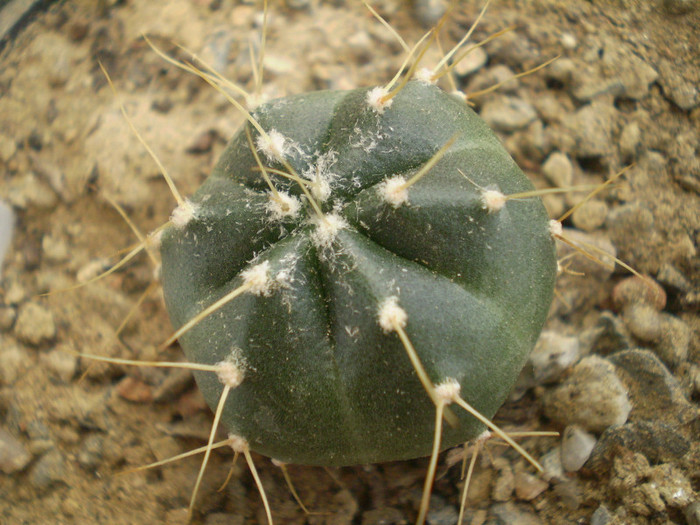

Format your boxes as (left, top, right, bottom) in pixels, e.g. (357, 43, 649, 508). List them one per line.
(303, 151, 338, 203)
(482, 189, 506, 213)
(450, 90, 467, 101)
(366, 86, 393, 114)
(266, 191, 301, 221)
(241, 260, 272, 296)
(271, 458, 285, 467)
(379, 175, 409, 208)
(475, 429, 492, 444)
(435, 378, 461, 404)
(228, 433, 249, 453)
(549, 219, 563, 237)
(414, 67, 436, 84)
(311, 178, 332, 203)
(170, 199, 197, 229)
(256, 129, 289, 163)
(378, 296, 407, 333)
(216, 358, 244, 388)
(311, 213, 348, 249)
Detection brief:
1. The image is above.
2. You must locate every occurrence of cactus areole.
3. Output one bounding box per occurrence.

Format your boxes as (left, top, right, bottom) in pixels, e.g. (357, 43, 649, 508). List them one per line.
(160, 81, 556, 467)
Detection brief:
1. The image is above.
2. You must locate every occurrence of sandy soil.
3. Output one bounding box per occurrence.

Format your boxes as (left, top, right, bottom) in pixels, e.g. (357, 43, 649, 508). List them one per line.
(0, 1, 698, 524)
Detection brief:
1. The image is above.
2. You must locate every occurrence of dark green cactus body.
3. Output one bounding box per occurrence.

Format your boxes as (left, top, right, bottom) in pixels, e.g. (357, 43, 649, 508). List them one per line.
(160, 81, 556, 466)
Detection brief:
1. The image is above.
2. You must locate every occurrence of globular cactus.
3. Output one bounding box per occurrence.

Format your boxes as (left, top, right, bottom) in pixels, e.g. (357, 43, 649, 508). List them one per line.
(159, 78, 557, 468)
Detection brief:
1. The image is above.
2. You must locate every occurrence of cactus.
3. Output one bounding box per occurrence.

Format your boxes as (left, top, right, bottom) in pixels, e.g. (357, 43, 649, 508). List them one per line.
(158, 78, 557, 468)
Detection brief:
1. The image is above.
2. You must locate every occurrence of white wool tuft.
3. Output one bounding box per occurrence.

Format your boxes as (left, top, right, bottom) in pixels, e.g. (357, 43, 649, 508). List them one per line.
(366, 86, 393, 114)
(228, 433, 249, 453)
(435, 378, 461, 404)
(379, 175, 409, 208)
(170, 199, 198, 229)
(216, 358, 244, 388)
(549, 219, 563, 237)
(266, 191, 301, 221)
(482, 189, 506, 213)
(311, 213, 348, 249)
(256, 129, 289, 163)
(242, 261, 272, 296)
(378, 296, 407, 333)
(414, 67, 436, 84)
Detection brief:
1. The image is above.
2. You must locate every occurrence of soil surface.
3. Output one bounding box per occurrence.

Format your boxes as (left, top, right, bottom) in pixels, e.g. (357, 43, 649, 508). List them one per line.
(0, 1, 698, 524)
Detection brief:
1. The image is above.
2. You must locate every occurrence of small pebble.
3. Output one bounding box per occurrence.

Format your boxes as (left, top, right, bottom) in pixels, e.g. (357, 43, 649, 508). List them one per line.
(691, 365, 700, 396)
(4, 280, 27, 304)
(566, 100, 618, 158)
(115, 376, 153, 403)
(590, 505, 613, 525)
(481, 96, 537, 132)
(553, 480, 582, 510)
(608, 349, 696, 426)
(0, 427, 32, 474)
(77, 434, 104, 468)
(0, 201, 13, 279)
(164, 509, 189, 525)
(685, 502, 700, 525)
(513, 471, 548, 501)
(464, 468, 494, 503)
(0, 305, 16, 331)
(529, 331, 580, 384)
(542, 355, 631, 433)
(14, 301, 56, 345)
(413, 0, 447, 27)
(655, 313, 691, 368)
(490, 65, 519, 92)
(541, 151, 573, 188)
(619, 121, 641, 158)
(27, 420, 54, 456)
(490, 502, 543, 525)
(540, 446, 564, 482)
(612, 275, 667, 311)
(657, 263, 692, 294)
(452, 45, 487, 77)
(571, 200, 608, 232)
(623, 303, 663, 342)
(458, 509, 487, 525)
(426, 503, 458, 525)
(560, 32, 577, 50)
(41, 233, 69, 263)
(545, 58, 576, 87)
(584, 311, 633, 355)
(40, 345, 78, 382)
(6, 172, 58, 210)
(185, 129, 218, 154)
(491, 458, 515, 502)
(0, 343, 32, 385)
(560, 425, 597, 472)
(29, 449, 66, 490)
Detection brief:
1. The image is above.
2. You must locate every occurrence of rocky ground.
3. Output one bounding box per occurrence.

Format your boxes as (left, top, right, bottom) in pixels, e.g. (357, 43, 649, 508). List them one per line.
(0, 0, 698, 524)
